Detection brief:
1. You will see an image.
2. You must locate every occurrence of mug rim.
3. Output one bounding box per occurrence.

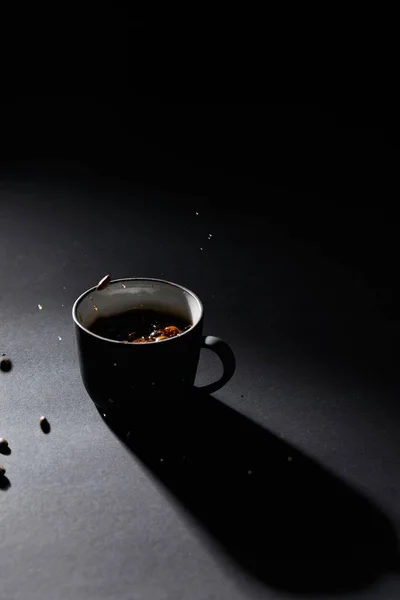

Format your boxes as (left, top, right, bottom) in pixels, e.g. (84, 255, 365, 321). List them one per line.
(72, 277, 204, 346)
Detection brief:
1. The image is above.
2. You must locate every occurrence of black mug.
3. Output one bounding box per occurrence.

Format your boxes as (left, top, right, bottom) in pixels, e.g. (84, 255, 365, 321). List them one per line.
(72, 278, 235, 410)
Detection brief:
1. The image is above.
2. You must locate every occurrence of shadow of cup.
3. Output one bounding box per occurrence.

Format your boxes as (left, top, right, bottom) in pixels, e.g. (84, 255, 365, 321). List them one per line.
(100, 387, 399, 595)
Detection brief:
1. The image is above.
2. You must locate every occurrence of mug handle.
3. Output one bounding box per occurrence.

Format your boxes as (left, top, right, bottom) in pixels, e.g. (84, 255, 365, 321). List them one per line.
(196, 335, 236, 394)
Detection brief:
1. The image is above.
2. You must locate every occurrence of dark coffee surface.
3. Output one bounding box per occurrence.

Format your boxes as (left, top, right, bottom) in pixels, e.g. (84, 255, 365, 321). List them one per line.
(89, 309, 192, 343)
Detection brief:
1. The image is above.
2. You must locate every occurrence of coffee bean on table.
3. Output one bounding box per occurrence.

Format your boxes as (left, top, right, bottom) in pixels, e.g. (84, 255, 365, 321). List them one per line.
(0, 438, 9, 451)
(0, 357, 12, 372)
(40, 416, 51, 434)
(0, 466, 6, 477)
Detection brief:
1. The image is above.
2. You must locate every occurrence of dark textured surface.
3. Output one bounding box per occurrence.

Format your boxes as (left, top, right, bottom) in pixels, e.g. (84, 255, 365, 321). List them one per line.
(1, 100, 400, 599)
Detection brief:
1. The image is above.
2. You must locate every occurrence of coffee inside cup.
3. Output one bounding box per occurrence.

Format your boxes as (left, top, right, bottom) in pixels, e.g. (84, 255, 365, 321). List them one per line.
(89, 308, 192, 343)
(74, 279, 202, 341)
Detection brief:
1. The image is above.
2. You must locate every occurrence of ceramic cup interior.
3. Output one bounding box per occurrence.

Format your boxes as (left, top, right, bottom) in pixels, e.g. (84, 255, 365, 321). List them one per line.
(73, 278, 203, 340)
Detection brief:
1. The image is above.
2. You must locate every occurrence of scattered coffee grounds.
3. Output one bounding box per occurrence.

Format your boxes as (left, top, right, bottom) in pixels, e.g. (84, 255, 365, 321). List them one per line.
(90, 308, 192, 344)
(40, 416, 51, 434)
(0, 357, 12, 372)
(0, 438, 10, 456)
(0, 466, 6, 477)
(96, 274, 111, 291)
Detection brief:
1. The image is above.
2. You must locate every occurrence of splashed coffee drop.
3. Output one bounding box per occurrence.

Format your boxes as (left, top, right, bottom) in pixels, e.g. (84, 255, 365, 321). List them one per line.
(96, 274, 111, 291)
(0, 357, 12, 372)
(163, 326, 181, 338)
(132, 336, 148, 344)
(40, 416, 51, 434)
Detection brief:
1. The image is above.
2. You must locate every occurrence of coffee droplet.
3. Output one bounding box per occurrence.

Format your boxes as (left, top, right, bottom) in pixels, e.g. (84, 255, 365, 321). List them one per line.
(0, 357, 12, 372)
(96, 274, 111, 291)
(40, 416, 51, 434)
(0, 466, 6, 477)
(156, 335, 168, 341)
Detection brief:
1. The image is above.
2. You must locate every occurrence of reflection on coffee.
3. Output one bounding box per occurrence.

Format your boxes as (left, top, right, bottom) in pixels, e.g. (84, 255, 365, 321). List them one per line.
(89, 309, 192, 343)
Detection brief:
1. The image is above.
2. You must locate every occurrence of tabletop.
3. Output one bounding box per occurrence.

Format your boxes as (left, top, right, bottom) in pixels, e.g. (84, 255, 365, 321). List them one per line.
(0, 103, 399, 600)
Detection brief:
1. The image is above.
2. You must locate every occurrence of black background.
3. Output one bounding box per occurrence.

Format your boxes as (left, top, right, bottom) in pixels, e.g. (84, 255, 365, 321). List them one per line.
(1, 18, 400, 600)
